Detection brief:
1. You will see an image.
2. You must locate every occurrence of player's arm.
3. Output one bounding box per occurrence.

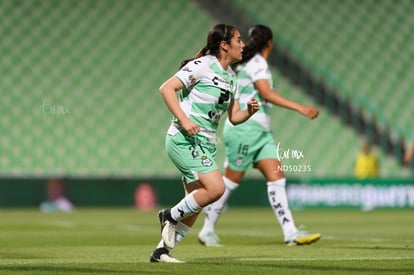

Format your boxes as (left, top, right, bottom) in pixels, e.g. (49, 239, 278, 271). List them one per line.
(227, 98, 259, 125)
(255, 79, 319, 120)
(159, 76, 200, 135)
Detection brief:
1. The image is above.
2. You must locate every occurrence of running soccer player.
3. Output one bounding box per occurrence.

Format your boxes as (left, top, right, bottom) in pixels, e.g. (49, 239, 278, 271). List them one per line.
(149, 24, 259, 263)
(198, 25, 321, 247)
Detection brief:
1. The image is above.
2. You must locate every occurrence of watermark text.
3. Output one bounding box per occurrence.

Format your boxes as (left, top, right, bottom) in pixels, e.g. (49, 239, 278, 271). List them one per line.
(42, 99, 70, 116)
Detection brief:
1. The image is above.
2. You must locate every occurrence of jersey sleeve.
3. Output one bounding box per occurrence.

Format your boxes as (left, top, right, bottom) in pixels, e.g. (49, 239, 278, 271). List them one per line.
(247, 55, 269, 83)
(174, 58, 205, 89)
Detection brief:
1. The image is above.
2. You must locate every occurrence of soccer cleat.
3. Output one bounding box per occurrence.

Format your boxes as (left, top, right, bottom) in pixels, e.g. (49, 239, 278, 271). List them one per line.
(158, 209, 177, 249)
(149, 248, 184, 263)
(285, 225, 321, 246)
(198, 232, 223, 247)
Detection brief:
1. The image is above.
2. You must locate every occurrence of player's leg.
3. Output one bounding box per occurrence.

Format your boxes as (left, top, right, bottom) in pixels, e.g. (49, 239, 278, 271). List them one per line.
(159, 169, 225, 248)
(150, 181, 202, 263)
(198, 167, 244, 246)
(174, 180, 202, 244)
(151, 171, 225, 262)
(169, 172, 225, 223)
(198, 126, 256, 246)
(256, 157, 320, 246)
(151, 133, 225, 262)
(256, 158, 298, 238)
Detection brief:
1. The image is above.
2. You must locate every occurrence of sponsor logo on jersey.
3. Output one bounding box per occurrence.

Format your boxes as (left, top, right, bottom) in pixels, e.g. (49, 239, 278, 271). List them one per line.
(189, 75, 196, 84)
(229, 79, 234, 89)
(201, 155, 213, 167)
(212, 76, 230, 86)
(235, 157, 243, 167)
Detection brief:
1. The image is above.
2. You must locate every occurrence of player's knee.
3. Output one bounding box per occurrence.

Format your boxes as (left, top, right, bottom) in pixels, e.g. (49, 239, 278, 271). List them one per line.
(210, 183, 225, 201)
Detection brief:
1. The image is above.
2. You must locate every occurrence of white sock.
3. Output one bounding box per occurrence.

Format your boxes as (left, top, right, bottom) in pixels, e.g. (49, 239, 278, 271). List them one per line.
(267, 178, 297, 240)
(175, 222, 190, 244)
(199, 176, 239, 235)
(155, 222, 191, 251)
(170, 191, 201, 222)
(156, 239, 165, 250)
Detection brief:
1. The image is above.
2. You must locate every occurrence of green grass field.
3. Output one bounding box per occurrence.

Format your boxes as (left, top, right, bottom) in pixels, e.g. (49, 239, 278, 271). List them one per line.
(0, 207, 413, 274)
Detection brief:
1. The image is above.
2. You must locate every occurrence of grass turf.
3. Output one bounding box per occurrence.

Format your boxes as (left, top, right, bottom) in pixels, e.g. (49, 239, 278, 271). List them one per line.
(0, 207, 413, 274)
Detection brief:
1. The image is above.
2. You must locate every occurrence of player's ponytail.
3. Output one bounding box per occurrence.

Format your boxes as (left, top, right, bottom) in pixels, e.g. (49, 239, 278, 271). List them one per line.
(179, 24, 236, 69)
(241, 25, 273, 63)
(179, 46, 209, 69)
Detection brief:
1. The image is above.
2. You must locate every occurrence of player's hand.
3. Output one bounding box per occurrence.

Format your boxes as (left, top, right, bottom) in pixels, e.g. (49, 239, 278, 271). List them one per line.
(247, 98, 260, 115)
(301, 106, 319, 119)
(180, 118, 200, 135)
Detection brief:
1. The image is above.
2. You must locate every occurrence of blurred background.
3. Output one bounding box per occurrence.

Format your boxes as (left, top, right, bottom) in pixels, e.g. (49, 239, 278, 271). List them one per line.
(1, 0, 413, 209)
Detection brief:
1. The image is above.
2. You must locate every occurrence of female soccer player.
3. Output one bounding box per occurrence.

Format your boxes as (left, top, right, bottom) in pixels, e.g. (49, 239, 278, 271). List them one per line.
(150, 24, 259, 263)
(198, 25, 321, 247)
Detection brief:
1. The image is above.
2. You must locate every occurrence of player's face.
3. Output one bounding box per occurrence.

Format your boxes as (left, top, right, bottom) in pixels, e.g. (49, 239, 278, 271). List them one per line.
(268, 39, 273, 51)
(227, 30, 245, 64)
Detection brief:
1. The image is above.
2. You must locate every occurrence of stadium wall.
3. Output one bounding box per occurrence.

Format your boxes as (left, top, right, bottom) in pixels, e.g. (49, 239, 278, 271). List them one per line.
(0, 178, 413, 210)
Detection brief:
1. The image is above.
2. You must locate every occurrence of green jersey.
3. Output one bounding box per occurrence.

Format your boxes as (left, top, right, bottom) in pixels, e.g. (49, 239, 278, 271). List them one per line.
(168, 55, 239, 141)
(226, 53, 273, 131)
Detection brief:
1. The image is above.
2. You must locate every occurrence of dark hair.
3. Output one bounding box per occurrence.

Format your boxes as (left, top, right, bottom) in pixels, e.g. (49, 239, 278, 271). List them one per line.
(241, 24, 273, 63)
(179, 24, 237, 69)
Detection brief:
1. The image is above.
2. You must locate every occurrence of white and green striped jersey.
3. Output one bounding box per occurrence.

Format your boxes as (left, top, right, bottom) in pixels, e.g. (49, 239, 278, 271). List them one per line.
(167, 55, 239, 141)
(226, 53, 273, 131)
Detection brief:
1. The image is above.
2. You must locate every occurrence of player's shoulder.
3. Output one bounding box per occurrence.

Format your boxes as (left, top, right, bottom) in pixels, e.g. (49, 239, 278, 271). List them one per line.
(247, 53, 268, 68)
(194, 55, 215, 66)
(244, 54, 269, 79)
(182, 55, 212, 72)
